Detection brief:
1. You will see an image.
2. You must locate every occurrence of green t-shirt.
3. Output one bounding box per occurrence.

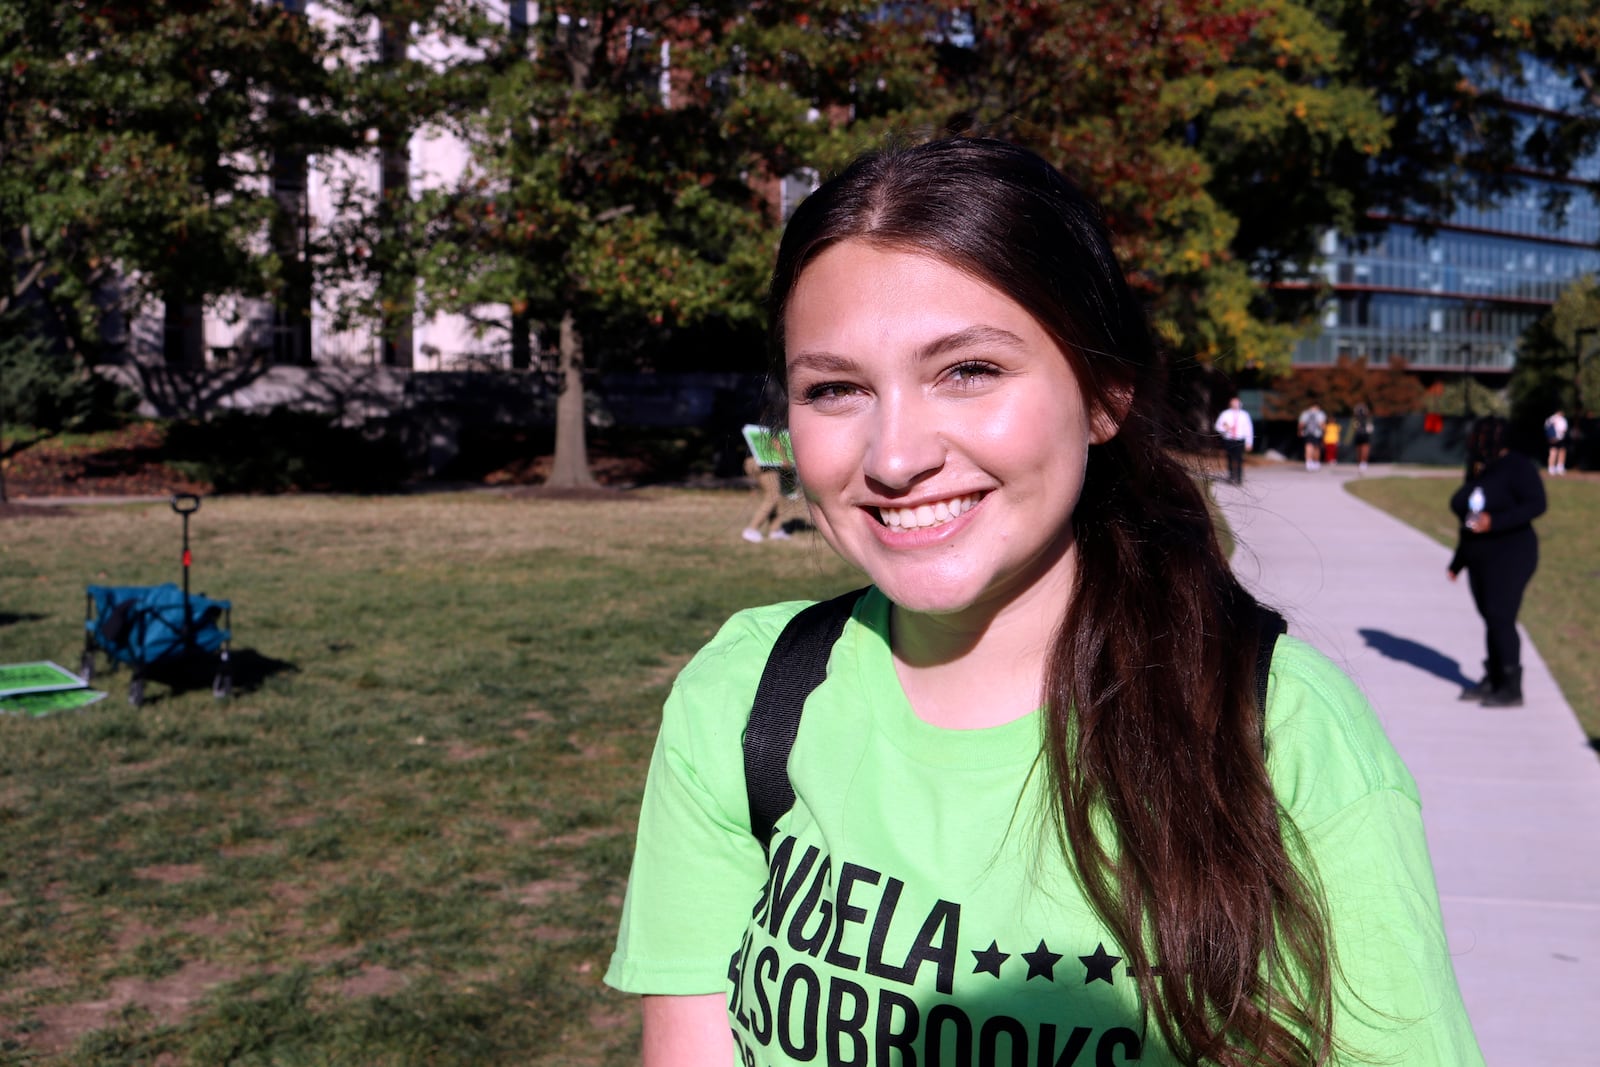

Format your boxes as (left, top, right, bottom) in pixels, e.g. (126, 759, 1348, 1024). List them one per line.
(606, 589, 1483, 1066)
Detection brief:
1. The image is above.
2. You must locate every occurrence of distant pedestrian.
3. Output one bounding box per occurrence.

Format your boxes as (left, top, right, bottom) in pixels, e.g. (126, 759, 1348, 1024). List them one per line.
(1297, 402, 1326, 470)
(1322, 418, 1341, 467)
(1351, 402, 1375, 473)
(740, 425, 794, 543)
(1544, 408, 1568, 475)
(1448, 417, 1546, 707)
(1213, 396, 1253, 485)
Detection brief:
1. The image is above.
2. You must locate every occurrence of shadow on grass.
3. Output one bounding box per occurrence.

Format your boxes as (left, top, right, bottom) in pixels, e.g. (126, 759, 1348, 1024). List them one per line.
(224, 648, 298, 694)
(1357, 628, 1475, 689)
(89, 648, 298, 705)
(0, 611, 47, 628)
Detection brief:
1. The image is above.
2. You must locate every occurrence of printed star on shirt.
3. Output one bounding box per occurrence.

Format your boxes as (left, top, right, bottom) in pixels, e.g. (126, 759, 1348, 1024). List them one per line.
(971, 941, 1009, 979)
(1079, 942, 1123, 985)
(1021, 940, 1063, 981)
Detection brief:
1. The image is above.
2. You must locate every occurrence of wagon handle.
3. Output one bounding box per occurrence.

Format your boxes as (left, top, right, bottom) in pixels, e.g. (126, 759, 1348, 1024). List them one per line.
(171, 494, 201, 648)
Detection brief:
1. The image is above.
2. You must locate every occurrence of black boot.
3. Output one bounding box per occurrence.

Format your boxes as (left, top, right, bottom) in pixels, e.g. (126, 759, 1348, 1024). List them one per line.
(1459, 660, 1496, 701)
(1480, 667, 1523, 708)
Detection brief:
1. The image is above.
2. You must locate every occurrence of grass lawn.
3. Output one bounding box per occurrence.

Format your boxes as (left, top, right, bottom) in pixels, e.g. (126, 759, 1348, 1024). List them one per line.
(5, 463, 1523, 1063)
(1346, 473, 1600, 740)
(0, 488, 856, 1064)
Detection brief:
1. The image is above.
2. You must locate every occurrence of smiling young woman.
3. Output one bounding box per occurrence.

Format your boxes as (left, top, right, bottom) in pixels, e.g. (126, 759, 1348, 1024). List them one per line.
(785, 242, 1106, 625)
(605, 138, 1483, 1067)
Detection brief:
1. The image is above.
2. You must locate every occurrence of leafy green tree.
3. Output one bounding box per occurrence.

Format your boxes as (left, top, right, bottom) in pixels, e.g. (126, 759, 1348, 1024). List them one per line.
(0, 310, 53, 502)
(409, 2, 935, 486)
(11, 0, 1593, 490)
(1509, 274, 1600, 423)
(0, 304, 140, 502)
(306, 1, 499, 366)
(0, 1, 352, 365)
(1196, 0, 1599, 369)
(1295, 0, 1600, 232)
(1420, 378, 1508, 419)
(1256, 0, 1600, 419)
(929, 0, 1389, 376)
(0, 307, 134, 431)
(929, 0, 1599, 391)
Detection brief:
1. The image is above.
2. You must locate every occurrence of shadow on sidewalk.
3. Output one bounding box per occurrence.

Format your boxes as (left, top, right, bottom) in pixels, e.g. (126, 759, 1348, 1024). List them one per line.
(1357, 629, 1475, 689)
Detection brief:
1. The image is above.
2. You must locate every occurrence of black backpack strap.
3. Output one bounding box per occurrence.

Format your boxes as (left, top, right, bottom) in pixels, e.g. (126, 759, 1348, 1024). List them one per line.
(1254, 605, 1287, 752)
(744, 590, 1285, 849)
(744, 587, 870, 851)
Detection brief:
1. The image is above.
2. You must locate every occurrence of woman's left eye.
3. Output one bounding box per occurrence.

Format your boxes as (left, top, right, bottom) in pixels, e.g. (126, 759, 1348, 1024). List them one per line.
(946, 361, 1000, 386)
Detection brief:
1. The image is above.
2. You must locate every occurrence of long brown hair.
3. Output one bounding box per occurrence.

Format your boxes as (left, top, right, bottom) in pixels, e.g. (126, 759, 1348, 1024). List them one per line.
(767, 137, 1334, 1066)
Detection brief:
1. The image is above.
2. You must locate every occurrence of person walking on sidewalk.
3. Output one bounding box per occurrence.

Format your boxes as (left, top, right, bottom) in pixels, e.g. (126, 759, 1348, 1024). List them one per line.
(1321, 416, 1341, 467)
(1544, 408, 1568, 475)
(1351, 401, 1375, 473)
(740, 425, 795, 543)
(1214, 396, 1253, 485)
(1297, 402, 1326, 470)
(1448, 416, 1547, 707)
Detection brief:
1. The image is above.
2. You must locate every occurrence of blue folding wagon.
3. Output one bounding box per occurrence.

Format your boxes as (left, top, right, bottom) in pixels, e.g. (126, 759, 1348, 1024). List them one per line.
(81, 494, 233, 706)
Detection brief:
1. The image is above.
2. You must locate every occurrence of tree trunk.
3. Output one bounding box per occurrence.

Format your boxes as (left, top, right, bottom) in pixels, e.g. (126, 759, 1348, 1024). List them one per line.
(163, 297, 205, 369)
(538, 0, 602, 491)
(510, 308, 532, 369)
(546, 308, 598, 488)
(0, 382, 9, 502)
(271, 148, 313, 365)
(378, 13, 414, 369)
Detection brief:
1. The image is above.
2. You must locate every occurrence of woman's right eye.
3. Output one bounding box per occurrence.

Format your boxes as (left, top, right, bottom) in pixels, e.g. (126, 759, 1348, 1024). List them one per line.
(799, 382, 860, 405)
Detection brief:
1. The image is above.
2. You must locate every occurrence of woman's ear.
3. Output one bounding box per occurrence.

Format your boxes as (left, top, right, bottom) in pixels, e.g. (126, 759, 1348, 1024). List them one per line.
(1090, 388, 1132, 444)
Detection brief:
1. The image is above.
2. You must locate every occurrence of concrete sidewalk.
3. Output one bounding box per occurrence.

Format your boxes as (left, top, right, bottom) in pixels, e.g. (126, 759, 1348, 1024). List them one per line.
(1215, 462, 1600, 1067)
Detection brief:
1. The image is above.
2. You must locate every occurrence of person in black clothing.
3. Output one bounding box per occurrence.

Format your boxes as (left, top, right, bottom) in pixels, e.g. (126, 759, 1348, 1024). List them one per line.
(1448, 417, 1547, 707)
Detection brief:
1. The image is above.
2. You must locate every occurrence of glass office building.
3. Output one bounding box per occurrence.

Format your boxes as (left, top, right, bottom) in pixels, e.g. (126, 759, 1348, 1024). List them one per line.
(1292, 62, 1600, 375)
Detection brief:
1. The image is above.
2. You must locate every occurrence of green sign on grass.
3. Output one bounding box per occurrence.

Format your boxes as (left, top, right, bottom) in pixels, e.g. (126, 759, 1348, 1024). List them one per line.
(0, 661, 88, 698)
(0, 687, 109, 718)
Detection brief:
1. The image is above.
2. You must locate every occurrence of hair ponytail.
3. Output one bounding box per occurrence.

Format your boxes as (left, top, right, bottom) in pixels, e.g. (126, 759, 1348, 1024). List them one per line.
(1048, 395, 1335, 1064)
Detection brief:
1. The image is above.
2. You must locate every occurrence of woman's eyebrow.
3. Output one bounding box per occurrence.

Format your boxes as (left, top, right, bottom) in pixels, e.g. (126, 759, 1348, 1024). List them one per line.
(786, 350, 858, 375)
(918, 325, 1027, 360)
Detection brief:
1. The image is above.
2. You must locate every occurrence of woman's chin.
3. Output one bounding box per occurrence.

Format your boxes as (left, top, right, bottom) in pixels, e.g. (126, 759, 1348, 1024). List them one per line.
(865, 573, 994, 619)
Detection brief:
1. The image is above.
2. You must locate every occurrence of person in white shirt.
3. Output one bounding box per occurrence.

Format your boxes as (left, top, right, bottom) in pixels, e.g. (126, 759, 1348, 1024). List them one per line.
(1544, 409, 1569, 475)
(1214, 396, 1254, 485)
(1297, 402, 1326, 470)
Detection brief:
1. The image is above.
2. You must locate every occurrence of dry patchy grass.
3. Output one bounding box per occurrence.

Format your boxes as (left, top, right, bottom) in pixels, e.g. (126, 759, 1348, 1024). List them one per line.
(0, 488, 856, 1065)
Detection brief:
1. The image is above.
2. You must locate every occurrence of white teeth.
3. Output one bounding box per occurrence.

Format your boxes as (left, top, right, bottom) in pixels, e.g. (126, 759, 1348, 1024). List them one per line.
(877, 494, 981, 531)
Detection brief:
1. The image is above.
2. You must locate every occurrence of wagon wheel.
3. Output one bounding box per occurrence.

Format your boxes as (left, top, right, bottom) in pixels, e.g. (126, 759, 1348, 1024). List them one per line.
(212, 667, 232, 700)
(129, 677, 145, 708)
(80, 650, 95, 683)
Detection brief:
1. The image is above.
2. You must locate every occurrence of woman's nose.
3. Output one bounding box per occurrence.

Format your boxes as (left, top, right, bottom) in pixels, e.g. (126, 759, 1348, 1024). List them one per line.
(863, 393, 945, 492)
